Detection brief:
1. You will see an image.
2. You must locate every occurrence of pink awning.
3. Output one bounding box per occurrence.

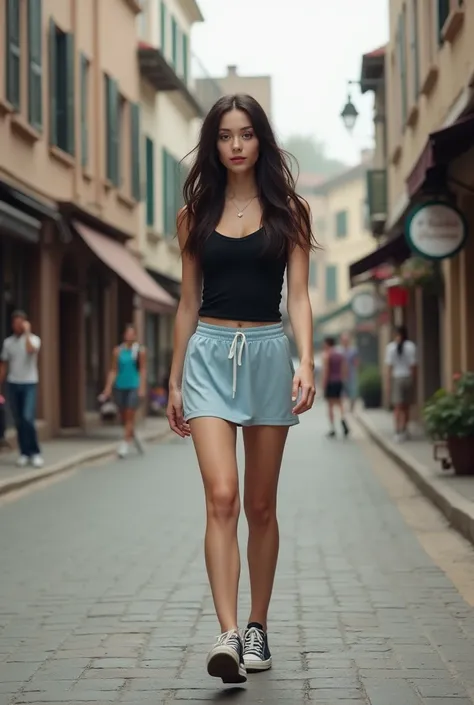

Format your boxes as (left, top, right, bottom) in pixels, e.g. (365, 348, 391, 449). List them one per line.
(74, 222, 177, 315)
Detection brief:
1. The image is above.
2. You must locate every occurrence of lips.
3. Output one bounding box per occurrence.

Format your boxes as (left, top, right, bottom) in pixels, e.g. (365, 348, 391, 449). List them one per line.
(230, 157, 246, 163)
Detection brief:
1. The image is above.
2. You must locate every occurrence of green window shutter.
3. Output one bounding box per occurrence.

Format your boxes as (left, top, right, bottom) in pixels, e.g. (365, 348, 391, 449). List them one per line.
(131, 103, 141, 201)
(171, 18, 178, 68)
(335, 210, 348, 238)
(145, 137, 155, 226)
(182, 34, 188, 84)
(28, 0, 43, 130)
(6, 0, 21, 110)
(49, 18, 57, 146)
(160, 1, 167, 54)
(411, 0, 420, 100)
(65, 32, 75, 155)
(105, 76, 119, 185)
(80, 54, 88, 167)
(162, 147, 169, 234)
(325, 265, 337, 303)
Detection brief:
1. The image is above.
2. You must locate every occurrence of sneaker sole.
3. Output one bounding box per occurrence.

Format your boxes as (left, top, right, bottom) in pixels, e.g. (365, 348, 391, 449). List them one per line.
(207, 648, 247, 684)
(244, 657, 272, 672)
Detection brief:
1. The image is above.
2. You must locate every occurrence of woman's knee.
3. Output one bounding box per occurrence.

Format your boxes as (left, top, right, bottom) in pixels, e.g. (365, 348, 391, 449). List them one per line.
(206, 485, 240, 522)
(244, 495, 276, 527)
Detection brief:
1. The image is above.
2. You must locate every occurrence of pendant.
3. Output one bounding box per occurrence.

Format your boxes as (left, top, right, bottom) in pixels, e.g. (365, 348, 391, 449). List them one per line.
(237, 212, 243, 218)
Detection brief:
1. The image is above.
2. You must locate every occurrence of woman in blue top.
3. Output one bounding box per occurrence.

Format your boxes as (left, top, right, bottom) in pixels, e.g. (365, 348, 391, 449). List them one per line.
(100, 324, 147, 458)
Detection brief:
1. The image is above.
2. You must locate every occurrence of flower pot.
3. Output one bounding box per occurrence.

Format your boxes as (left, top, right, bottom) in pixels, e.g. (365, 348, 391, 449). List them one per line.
(447, 436, 474, 476)
(361, 391, 381, 409)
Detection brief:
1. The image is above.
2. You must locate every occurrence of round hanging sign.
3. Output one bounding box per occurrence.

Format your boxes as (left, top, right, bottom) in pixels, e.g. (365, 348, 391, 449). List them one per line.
(405, 201, 467, 260)
(351, 291, 377, 319)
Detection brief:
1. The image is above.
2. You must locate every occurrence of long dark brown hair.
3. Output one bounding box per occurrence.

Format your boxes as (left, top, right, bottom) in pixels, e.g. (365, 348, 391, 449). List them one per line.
(180, 94, 318, 258)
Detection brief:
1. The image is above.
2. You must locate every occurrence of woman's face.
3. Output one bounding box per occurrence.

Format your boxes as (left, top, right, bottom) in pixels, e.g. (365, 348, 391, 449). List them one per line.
(217, 109, 259, 174)
(124, 326, 136, 343)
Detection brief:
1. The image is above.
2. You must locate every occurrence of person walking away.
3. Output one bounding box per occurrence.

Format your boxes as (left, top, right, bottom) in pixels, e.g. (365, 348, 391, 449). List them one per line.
(100, 324, 147, 458)
(322, 336, 349, 438)
(385, 325, 416, 442)
(339, 332, 359, 412)
(0, 310, 43, 468)
(167, 94, 316, 685)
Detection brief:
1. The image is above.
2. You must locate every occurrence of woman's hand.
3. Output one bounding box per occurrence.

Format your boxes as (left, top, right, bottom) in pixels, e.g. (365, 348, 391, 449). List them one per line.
(292, 362, 316, 415)
(167, 387, 191, 438)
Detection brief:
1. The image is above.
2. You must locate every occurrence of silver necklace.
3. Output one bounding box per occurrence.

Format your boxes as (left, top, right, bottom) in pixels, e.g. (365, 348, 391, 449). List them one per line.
(230, 195, 257, 218)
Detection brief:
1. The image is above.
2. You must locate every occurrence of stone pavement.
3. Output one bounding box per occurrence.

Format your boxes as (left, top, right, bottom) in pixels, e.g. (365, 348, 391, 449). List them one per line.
(358, 409, 474, 546)
(1, 407, 474, 704)
(0, 417, 170, 496)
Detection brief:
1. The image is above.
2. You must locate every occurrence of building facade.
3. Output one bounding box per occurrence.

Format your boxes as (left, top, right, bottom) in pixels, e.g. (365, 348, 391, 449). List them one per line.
(350, 1, 474, 410)
(195, 64, 273, 118)
(136, 0, 205, 389)
(0, 0, 175, 439)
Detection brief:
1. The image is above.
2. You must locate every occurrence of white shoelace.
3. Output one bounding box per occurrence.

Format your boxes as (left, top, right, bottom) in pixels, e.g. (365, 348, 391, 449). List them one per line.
(215, 629, 242, 648)
(228, 331, 247, 398)
(244, 627, 265, 656)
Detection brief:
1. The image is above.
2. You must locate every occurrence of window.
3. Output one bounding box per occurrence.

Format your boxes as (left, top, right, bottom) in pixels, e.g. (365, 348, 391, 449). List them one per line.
(410, 0, 420, 100)
(118, 94, 126, 188)
(80, 54, 89, 167)
(49, 21, 75, 155)
(437, 0, 450, 42)
(182, 34, 188, 83)
(171, 17, 178, 69)
(104, 74, 119, 185)
(335, 210, 348, 238)
(145, 137, 154, 227)
(28, 0, 43, 130)
(325, 265, 338, 303)
(398, 8, 408, 126)
(130, 103, 141, 201)
(309, 260, 317, 288)
(6, 0, 21, 109)
(160, 1, 167, 54)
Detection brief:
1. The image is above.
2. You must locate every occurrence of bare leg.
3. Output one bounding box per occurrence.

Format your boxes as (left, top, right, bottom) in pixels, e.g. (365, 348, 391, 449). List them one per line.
(243, 425, 288, 631)
(124, 409, 135, 442)
(190, 417, 240, 633)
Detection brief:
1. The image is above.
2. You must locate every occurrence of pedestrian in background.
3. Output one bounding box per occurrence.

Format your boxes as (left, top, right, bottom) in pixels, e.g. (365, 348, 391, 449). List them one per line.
(167, 94, 316, 685)
(0, 310, 43, 468)
(385, 325, 417, 442)
(322, 336, 349, 438)
(100, 324, 147, 458)
(339, 331, 359, 412)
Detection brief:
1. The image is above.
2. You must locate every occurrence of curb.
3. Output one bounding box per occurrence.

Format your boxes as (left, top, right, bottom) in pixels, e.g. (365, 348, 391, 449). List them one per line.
(356, 412, 474, 546)
(0, 427, 172, 498)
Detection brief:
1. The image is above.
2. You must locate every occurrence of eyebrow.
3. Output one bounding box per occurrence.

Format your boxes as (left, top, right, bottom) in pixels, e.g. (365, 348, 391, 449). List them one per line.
(219, 126, 254, 132)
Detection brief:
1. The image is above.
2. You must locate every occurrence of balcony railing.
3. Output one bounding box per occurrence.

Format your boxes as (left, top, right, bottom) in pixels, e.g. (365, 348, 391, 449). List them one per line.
(366, 169, 387, 236)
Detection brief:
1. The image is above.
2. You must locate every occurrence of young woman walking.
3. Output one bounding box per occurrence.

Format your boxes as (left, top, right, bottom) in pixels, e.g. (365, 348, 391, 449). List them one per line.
(167, 94, 317, 685)
(322, 336, 349, 438)
(100, 324, 146, 458)
(385, 325, 417, 442)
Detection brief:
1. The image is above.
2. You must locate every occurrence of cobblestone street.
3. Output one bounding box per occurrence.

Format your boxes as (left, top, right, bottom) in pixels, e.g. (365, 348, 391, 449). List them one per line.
(2, 408, 474, 704)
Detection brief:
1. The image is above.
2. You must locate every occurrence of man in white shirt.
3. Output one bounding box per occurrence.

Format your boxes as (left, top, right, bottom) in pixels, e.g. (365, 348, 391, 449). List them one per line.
(0, 310, 44, 468)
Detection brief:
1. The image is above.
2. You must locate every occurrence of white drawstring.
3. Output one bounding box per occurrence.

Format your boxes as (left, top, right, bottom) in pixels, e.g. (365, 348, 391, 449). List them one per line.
(228, 331, 247, 398)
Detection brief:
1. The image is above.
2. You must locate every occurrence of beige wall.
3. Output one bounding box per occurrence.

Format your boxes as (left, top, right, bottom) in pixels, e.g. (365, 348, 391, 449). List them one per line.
(386, 0, 474, 221)
(217, 67, 272, 119)
(0, 0, 141, 238)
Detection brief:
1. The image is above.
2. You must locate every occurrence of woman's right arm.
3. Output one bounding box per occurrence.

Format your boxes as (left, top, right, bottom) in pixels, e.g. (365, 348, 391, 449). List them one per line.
(167, 208, 202, 436)
(101, 348, 118, 398)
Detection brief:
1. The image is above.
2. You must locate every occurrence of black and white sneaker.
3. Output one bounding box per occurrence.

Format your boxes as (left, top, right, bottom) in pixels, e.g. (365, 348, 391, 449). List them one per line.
(206, 629, 247, 684)
(243, 623, 272, 672)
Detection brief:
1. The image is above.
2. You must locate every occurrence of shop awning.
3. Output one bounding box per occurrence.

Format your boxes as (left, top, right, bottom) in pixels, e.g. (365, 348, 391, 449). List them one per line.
(349, 233, 411, 285)
(74, 222, 177, 315)
(407, 113, 474, 196)
(147, 268, 181, 301)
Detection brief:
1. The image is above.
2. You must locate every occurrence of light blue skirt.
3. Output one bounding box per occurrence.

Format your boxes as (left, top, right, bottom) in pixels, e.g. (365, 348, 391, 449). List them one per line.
(183, 322, 299, 427)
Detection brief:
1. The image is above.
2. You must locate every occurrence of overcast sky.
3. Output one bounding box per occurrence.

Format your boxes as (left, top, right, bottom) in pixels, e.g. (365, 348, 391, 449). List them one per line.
(192, 0, 389, 166)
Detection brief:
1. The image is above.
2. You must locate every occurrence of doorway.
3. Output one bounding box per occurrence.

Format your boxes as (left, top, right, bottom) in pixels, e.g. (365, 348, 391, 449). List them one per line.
(59, 258, 81, 428)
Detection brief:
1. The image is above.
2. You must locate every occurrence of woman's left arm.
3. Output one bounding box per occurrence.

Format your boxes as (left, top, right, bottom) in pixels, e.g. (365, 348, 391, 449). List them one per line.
(287, 240, 316, 415)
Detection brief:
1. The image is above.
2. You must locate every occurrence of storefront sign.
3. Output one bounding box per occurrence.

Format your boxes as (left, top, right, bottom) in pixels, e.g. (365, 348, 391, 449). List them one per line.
(351, 291, 377, 319)
(405, 201, 467, 260)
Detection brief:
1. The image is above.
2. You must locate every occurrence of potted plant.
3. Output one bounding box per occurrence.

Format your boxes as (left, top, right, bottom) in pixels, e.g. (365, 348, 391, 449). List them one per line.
(423, 372, 474, 475)
(358, 365, 382, 409)
(399, 257, 443, 294)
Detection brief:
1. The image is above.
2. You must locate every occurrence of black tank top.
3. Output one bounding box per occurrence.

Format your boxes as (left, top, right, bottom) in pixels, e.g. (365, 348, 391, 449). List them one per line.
(198, 228, 286, 322)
